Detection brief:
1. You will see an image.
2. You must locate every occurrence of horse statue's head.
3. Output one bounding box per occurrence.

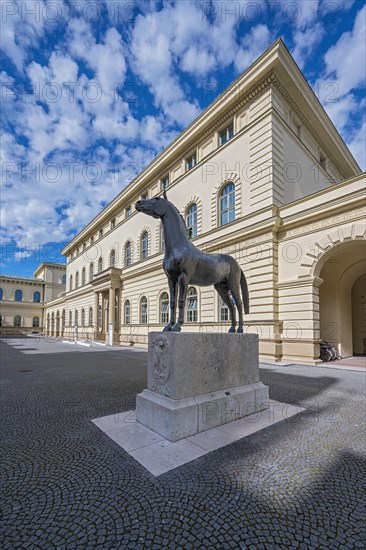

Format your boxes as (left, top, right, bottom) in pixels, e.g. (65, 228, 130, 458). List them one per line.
(135, 189, 168, 219)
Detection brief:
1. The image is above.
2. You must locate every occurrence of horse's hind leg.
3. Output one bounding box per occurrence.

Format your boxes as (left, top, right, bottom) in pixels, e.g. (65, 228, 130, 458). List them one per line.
(227, 277, 244, 333)
(214, 282, 236, 333)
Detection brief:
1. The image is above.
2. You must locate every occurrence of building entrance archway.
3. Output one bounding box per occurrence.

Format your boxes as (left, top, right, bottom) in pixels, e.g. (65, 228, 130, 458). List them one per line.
(318, 240, 366, 359)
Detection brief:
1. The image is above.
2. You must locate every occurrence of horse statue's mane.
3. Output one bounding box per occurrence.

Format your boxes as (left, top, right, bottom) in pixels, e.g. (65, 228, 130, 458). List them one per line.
(168, 201, 189, 238)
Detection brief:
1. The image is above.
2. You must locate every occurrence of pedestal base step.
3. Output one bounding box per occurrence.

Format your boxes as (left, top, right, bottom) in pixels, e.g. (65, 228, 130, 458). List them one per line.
(136, 382, 269, 442)
(92, 401, 304, 476)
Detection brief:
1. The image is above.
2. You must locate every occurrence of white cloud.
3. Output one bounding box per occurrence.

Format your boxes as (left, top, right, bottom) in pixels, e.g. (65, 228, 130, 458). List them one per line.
(292, 23, 325, 69)
(67, 20, 127, 93)
(1, 0, 68, 71)
(322, 94, 359, 133)
(347, 119, 366, 171)
(312, 5, 366, 164)
(322, 5, 366, 96)
(234, 24, 272, 73)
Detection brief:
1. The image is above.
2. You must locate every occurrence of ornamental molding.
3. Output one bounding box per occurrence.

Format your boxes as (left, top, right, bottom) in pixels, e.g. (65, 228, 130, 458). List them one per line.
(299, 221, 366, 278)
(280, 207, 366, 239)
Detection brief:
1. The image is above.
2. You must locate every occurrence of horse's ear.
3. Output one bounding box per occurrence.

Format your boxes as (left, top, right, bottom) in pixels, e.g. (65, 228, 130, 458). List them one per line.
(163, 188, 167, 201)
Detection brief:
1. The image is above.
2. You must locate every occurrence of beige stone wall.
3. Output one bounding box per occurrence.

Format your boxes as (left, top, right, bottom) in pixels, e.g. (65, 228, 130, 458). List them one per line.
(0, 278, 44, 330)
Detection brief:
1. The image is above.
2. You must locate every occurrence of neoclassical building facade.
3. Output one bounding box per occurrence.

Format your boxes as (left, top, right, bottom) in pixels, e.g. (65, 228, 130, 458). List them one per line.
(43, 40, 365, 364)
(0, 263, 66, 334)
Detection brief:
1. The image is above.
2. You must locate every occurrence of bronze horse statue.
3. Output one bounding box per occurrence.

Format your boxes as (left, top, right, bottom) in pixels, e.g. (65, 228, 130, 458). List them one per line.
(135, 190, 249, 333)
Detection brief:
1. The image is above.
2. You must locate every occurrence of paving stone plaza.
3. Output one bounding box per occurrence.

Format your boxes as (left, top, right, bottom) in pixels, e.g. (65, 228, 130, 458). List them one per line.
(1, 337, 365, 549)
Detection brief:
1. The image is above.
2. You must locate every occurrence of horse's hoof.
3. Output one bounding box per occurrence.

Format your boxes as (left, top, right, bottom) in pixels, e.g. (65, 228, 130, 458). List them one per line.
(162, 326, 172, 332)
(171, 324, 182, 332)
(237, 327, 244, 333)
(228, 327, 236, 333)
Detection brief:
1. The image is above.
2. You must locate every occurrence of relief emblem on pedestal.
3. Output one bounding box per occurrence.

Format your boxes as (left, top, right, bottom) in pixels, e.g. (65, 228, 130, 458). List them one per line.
(151, 335, 170, 394)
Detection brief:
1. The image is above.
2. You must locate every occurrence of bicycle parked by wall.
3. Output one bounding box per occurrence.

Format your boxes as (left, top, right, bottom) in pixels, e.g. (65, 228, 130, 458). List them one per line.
(320, 341, 341, 362)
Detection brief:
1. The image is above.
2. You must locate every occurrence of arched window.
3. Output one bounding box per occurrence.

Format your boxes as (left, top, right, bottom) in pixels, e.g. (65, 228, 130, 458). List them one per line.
(89, 263, 94, 282)
(81, 308, 85, 327)
(124, 299, 131, 325)
(62, 274, 66, 285)
(69, 310, 72, 327)
(98, 256, 103, 272)
(69, 275, 73, 291)
(186, 203, 198, 239)
(15, 289, 22, 302)
(75, 271, 79, 288)
(89, 307, 93, 327)
(186, 287, 198, 323)
(0, 288, 3, 300)
(140, 232, 149, 260)
(219, 183, 235, 226)
(33, 291, 41, 303)
(125, 241, 132, 267)
(82, 267, 86, 286)
(140, 296, 148, 324)
(75, 310, 78, 326)
(14, 315, 21, 327)
(33, 316, 40, 328)
(160, 292, 169, 324)
(110, 249, 116, 268)
(160, 225, 165, 253)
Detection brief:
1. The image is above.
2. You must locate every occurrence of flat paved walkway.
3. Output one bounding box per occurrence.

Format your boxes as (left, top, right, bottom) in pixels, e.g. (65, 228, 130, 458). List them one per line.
(1, 337, 365, 549)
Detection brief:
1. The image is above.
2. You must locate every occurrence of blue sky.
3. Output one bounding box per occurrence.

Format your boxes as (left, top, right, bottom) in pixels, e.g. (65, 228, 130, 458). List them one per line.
(1, 0, 365, 278)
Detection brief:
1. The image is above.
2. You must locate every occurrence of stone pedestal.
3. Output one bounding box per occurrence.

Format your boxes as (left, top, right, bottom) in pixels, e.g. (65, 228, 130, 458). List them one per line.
(136, 332, 269, 442)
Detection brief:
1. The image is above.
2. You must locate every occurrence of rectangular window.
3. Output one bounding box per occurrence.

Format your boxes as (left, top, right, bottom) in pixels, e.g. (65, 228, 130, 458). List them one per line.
(186, 154, 196, 171)
(111, 218, 116, 229)
(219, 299, 229, 322)
(296, 124, 302, 139)
(141, 192, 148, 200)
(161, 175, 169, 190)
(219, 123, 234, 146)
(125, 205, 132, 218)
(90, 236, 94, 245)
(99, 229, 103, 239)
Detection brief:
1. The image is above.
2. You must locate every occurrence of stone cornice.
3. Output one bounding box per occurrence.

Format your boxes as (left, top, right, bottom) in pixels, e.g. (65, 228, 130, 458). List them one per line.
(276, 277, 323, 289)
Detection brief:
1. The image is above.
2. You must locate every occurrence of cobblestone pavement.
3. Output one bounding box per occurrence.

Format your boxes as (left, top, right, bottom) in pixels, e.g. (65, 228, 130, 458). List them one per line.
(1, 337, 365, 549)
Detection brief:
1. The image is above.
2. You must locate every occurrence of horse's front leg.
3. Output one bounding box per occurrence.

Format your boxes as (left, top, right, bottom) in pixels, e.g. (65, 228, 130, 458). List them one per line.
(172, 273, 189, 332)
(163, 279, 177, 331)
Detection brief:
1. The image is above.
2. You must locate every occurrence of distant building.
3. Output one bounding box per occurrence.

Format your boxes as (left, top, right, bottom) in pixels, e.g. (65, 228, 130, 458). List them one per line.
(40, 39, 365, 363)
(0, 263, 66, 334)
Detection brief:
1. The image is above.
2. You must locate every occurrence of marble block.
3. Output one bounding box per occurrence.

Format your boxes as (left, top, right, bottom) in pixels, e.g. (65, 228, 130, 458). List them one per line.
(136, 332, 269, 442)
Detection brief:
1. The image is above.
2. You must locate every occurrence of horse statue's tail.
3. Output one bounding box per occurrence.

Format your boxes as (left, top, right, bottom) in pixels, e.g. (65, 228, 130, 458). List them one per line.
(240, 270, 249, 314)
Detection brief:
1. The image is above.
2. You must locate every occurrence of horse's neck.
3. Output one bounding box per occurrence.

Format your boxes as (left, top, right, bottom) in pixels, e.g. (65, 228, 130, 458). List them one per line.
(162, 205, 190, 254)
